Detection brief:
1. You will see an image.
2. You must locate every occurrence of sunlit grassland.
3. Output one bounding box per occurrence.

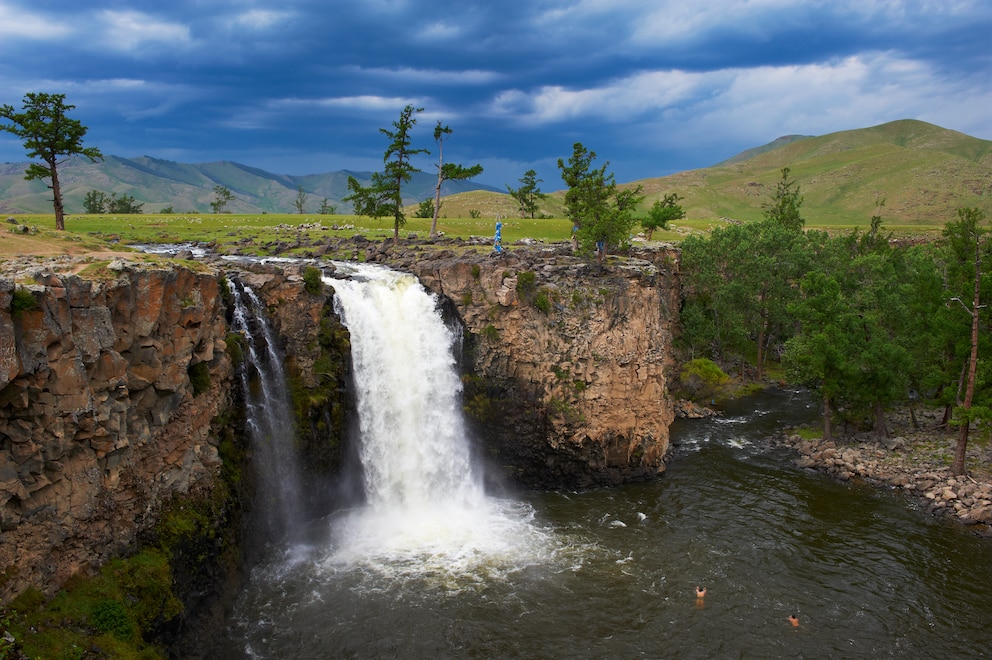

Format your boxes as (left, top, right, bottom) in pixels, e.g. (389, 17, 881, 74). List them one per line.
(2, 209, 946, 261)
(3, 213, 575, 251)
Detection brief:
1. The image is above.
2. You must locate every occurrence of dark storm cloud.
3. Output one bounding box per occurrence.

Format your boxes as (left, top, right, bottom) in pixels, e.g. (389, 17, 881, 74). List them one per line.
(1, 0, 989, 188)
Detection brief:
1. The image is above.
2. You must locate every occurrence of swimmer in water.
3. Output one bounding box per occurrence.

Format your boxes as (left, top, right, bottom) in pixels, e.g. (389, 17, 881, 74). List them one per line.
(695, 586, 706, 598)
(788, 614, 799, 627)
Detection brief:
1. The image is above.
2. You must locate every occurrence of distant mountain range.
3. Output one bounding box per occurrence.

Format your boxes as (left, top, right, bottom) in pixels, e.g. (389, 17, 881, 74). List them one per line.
(1, 120, 989, 225)
(0, 155, 501, 215)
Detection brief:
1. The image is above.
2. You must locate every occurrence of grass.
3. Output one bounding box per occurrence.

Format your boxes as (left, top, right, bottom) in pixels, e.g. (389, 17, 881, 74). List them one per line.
(1, 212, 577, 259)
(4, 549, 180, 659)
(2, 202, 950, 263)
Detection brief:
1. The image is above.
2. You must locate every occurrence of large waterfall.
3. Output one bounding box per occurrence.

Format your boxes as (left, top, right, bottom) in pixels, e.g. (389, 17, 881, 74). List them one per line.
(324, 262, 549, 574)
(230, 280, 305, 544)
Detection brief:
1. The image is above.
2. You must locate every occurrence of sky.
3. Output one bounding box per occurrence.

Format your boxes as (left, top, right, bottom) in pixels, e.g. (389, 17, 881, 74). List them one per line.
(0, 0, 989, 189)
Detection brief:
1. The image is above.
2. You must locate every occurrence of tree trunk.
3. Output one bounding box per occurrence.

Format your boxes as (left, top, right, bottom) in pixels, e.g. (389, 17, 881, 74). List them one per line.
(49, 160, 65, 231)
(873, 401, 888, 439)
(822, 394, 832, 442)
(951, 241, 982, 475)
(941, 403, 953, 430)
(431, 140, 444, 238)
(755, 318, 766, 381)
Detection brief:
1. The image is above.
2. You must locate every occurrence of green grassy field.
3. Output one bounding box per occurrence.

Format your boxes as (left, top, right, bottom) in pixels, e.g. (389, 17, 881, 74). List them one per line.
(3, 209, 949, 261)
(1, 212, 576, 258)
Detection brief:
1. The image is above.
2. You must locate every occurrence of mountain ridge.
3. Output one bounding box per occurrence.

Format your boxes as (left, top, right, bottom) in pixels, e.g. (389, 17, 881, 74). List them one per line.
(0, 155, 501, 215)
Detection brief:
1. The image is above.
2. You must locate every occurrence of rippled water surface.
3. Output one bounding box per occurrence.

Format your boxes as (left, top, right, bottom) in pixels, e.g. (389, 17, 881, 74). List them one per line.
(218, 389, 992, 658)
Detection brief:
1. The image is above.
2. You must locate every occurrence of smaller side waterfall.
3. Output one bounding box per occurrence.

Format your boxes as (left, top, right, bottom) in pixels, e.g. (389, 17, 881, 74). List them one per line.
(230, 279, 305, 544)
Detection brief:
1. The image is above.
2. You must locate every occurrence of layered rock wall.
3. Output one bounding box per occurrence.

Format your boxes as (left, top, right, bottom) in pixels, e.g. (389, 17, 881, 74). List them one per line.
(385, 244, 680, 488)
(0, 260, 232, 601)
(0, 246, 682, 603)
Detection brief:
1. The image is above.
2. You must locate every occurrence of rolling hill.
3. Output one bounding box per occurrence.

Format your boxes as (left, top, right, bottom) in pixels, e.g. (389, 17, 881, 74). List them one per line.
(634, 119, 992, 226)
(441, 120, 991, 227)
(0, 155, 501, 215)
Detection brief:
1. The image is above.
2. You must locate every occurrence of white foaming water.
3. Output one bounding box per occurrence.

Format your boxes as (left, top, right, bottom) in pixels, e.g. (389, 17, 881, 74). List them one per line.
(231, 281, 305, 543)
(324, 263, 555, 579)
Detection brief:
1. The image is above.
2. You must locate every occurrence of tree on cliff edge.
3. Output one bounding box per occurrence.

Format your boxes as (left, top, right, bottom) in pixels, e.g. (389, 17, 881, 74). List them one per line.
(0, 92, 103, 230)
(558, 142, 643, 265)
(345, 105, 427, 241)
(430, 122, 483, 238)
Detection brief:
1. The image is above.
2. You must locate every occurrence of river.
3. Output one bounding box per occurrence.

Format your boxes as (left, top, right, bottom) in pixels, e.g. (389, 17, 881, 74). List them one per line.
(217, 267, 991, 659)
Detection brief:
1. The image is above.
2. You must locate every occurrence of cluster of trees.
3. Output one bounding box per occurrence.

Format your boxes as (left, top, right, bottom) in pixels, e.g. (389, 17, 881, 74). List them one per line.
(83, 190, 145, 214)
(679, 169, 989, 474)
(556, 142, 685, 262)
(344, 105, 484, 240)
(294, 184, 336, 215)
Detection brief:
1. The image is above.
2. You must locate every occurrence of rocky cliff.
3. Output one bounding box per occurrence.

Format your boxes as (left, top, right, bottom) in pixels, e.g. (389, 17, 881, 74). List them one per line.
(372, 242, 680, 488)
(0, 243, 680, 605)
(0, 259, 232, 602)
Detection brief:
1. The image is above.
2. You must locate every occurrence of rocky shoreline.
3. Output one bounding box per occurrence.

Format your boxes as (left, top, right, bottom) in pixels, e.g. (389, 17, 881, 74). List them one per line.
(775, 423, 992, 537)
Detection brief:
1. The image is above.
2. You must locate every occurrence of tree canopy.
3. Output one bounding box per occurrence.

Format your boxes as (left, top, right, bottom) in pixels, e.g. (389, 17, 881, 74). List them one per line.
(642, 193, 685, 240)
(558, 142, 643, 263)
(763, 167, 804, 231)
(681, 201, 991, 468)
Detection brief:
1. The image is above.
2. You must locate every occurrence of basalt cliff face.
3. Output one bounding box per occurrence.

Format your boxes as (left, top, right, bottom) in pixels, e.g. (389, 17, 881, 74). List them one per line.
(0, 244, 680, 604)
(373, 243, 680, 488)
(0, 260, 232, 602)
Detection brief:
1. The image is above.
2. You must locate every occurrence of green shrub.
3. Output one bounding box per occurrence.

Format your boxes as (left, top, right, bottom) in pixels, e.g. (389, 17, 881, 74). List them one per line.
(533, 291, 551, 313)
(679, 358, 730, 399)
(188, 361, 210, 396)
(482, 324, 499, 341)
(225, 332, 246, 367)
(10, 288, 38, 317)
(90, 599, 134, 641)
(219, 275, 233, 308)
(516, 271, 536, 294)
(303, 266, 323, 295)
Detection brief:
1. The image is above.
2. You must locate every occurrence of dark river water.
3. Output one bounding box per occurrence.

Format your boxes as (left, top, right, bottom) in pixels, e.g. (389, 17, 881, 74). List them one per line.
(218, 388, 992, 659)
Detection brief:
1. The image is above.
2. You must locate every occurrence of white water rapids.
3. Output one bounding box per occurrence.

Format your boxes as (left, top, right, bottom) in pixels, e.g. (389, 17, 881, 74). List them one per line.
(323, 262, 556, 578)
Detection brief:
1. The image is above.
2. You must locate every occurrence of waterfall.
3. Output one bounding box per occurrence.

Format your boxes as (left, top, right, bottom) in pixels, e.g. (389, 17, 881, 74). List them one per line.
(230, 279, 305, 544)
(325, 263, 549, 574)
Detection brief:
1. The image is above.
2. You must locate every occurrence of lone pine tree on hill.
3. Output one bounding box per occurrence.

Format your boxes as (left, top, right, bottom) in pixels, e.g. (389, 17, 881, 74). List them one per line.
(0, 92, 103, 230)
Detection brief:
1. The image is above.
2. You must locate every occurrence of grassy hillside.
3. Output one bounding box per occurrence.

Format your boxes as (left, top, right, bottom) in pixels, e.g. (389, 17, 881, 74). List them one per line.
(634, 120, 991, 228)
(435, 120, 989, 234)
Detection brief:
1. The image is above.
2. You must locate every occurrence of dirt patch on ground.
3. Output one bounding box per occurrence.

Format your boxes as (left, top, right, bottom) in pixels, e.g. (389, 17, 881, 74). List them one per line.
(1, 226, 144, 279)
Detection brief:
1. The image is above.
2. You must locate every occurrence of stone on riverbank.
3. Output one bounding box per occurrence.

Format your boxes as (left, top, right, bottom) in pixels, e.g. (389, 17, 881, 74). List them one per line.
(778, 429, 992, 537)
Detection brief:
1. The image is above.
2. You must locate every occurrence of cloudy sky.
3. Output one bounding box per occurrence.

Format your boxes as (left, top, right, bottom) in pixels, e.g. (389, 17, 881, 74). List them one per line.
(1, 0, 989, 188)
